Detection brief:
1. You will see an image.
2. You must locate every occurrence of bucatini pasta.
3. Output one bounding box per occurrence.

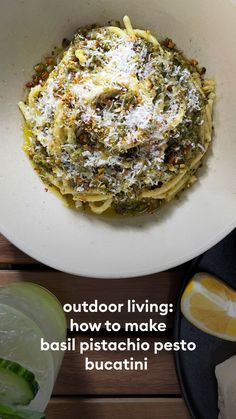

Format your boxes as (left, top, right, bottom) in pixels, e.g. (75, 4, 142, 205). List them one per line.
(19, 16, 215, 215)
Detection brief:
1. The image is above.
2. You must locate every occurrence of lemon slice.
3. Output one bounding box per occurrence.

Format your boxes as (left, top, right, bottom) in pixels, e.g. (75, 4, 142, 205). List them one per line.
(181, 272, 236, 341)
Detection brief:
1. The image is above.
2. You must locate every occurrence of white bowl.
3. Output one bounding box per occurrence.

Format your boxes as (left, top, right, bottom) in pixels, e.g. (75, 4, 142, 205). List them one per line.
(0, 0, 236, 278)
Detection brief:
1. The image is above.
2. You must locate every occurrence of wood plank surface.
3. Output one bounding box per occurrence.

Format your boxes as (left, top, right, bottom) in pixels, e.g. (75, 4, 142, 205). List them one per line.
(0, 234, 35, 264)
(46, 398, 190, 419)
(0, 234, 189, 418)
(0, 270, 183, 327)
(54, 336, 179, 395)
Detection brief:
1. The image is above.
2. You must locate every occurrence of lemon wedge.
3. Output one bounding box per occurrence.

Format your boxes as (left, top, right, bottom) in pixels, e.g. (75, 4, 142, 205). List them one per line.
(181, 272, 236, 341)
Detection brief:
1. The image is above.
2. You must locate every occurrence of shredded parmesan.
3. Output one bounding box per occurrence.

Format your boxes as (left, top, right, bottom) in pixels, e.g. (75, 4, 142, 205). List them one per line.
(19, 19, 215, 214)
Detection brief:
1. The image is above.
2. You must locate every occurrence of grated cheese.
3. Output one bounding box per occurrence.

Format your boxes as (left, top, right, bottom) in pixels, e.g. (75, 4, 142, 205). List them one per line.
(21, 22, 210, 210)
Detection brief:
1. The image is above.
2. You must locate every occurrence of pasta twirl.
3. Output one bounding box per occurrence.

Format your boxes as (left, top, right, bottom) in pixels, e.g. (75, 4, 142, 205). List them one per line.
(19, 16, 215, 215)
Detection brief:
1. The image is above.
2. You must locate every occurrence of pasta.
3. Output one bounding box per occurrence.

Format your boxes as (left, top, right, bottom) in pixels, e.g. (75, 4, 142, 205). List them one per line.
(19, 16, 215, 215)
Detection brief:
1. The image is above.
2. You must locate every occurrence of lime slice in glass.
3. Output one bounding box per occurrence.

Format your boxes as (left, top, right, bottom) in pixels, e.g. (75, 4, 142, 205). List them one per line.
(0, 303, 54, 412)
(0, 282, 67, 378)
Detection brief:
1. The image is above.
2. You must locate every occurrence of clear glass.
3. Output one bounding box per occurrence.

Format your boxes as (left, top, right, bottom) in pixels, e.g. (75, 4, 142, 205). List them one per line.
(0, 282, 67, 412)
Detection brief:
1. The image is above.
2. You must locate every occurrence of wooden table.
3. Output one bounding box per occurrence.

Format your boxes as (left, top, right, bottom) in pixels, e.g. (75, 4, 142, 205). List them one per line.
(0, 234, 190, 419)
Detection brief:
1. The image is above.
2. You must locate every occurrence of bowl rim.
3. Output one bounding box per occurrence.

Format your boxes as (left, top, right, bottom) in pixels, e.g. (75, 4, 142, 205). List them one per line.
(1, 219, 235, 278)
(1, 0, 236, 278)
